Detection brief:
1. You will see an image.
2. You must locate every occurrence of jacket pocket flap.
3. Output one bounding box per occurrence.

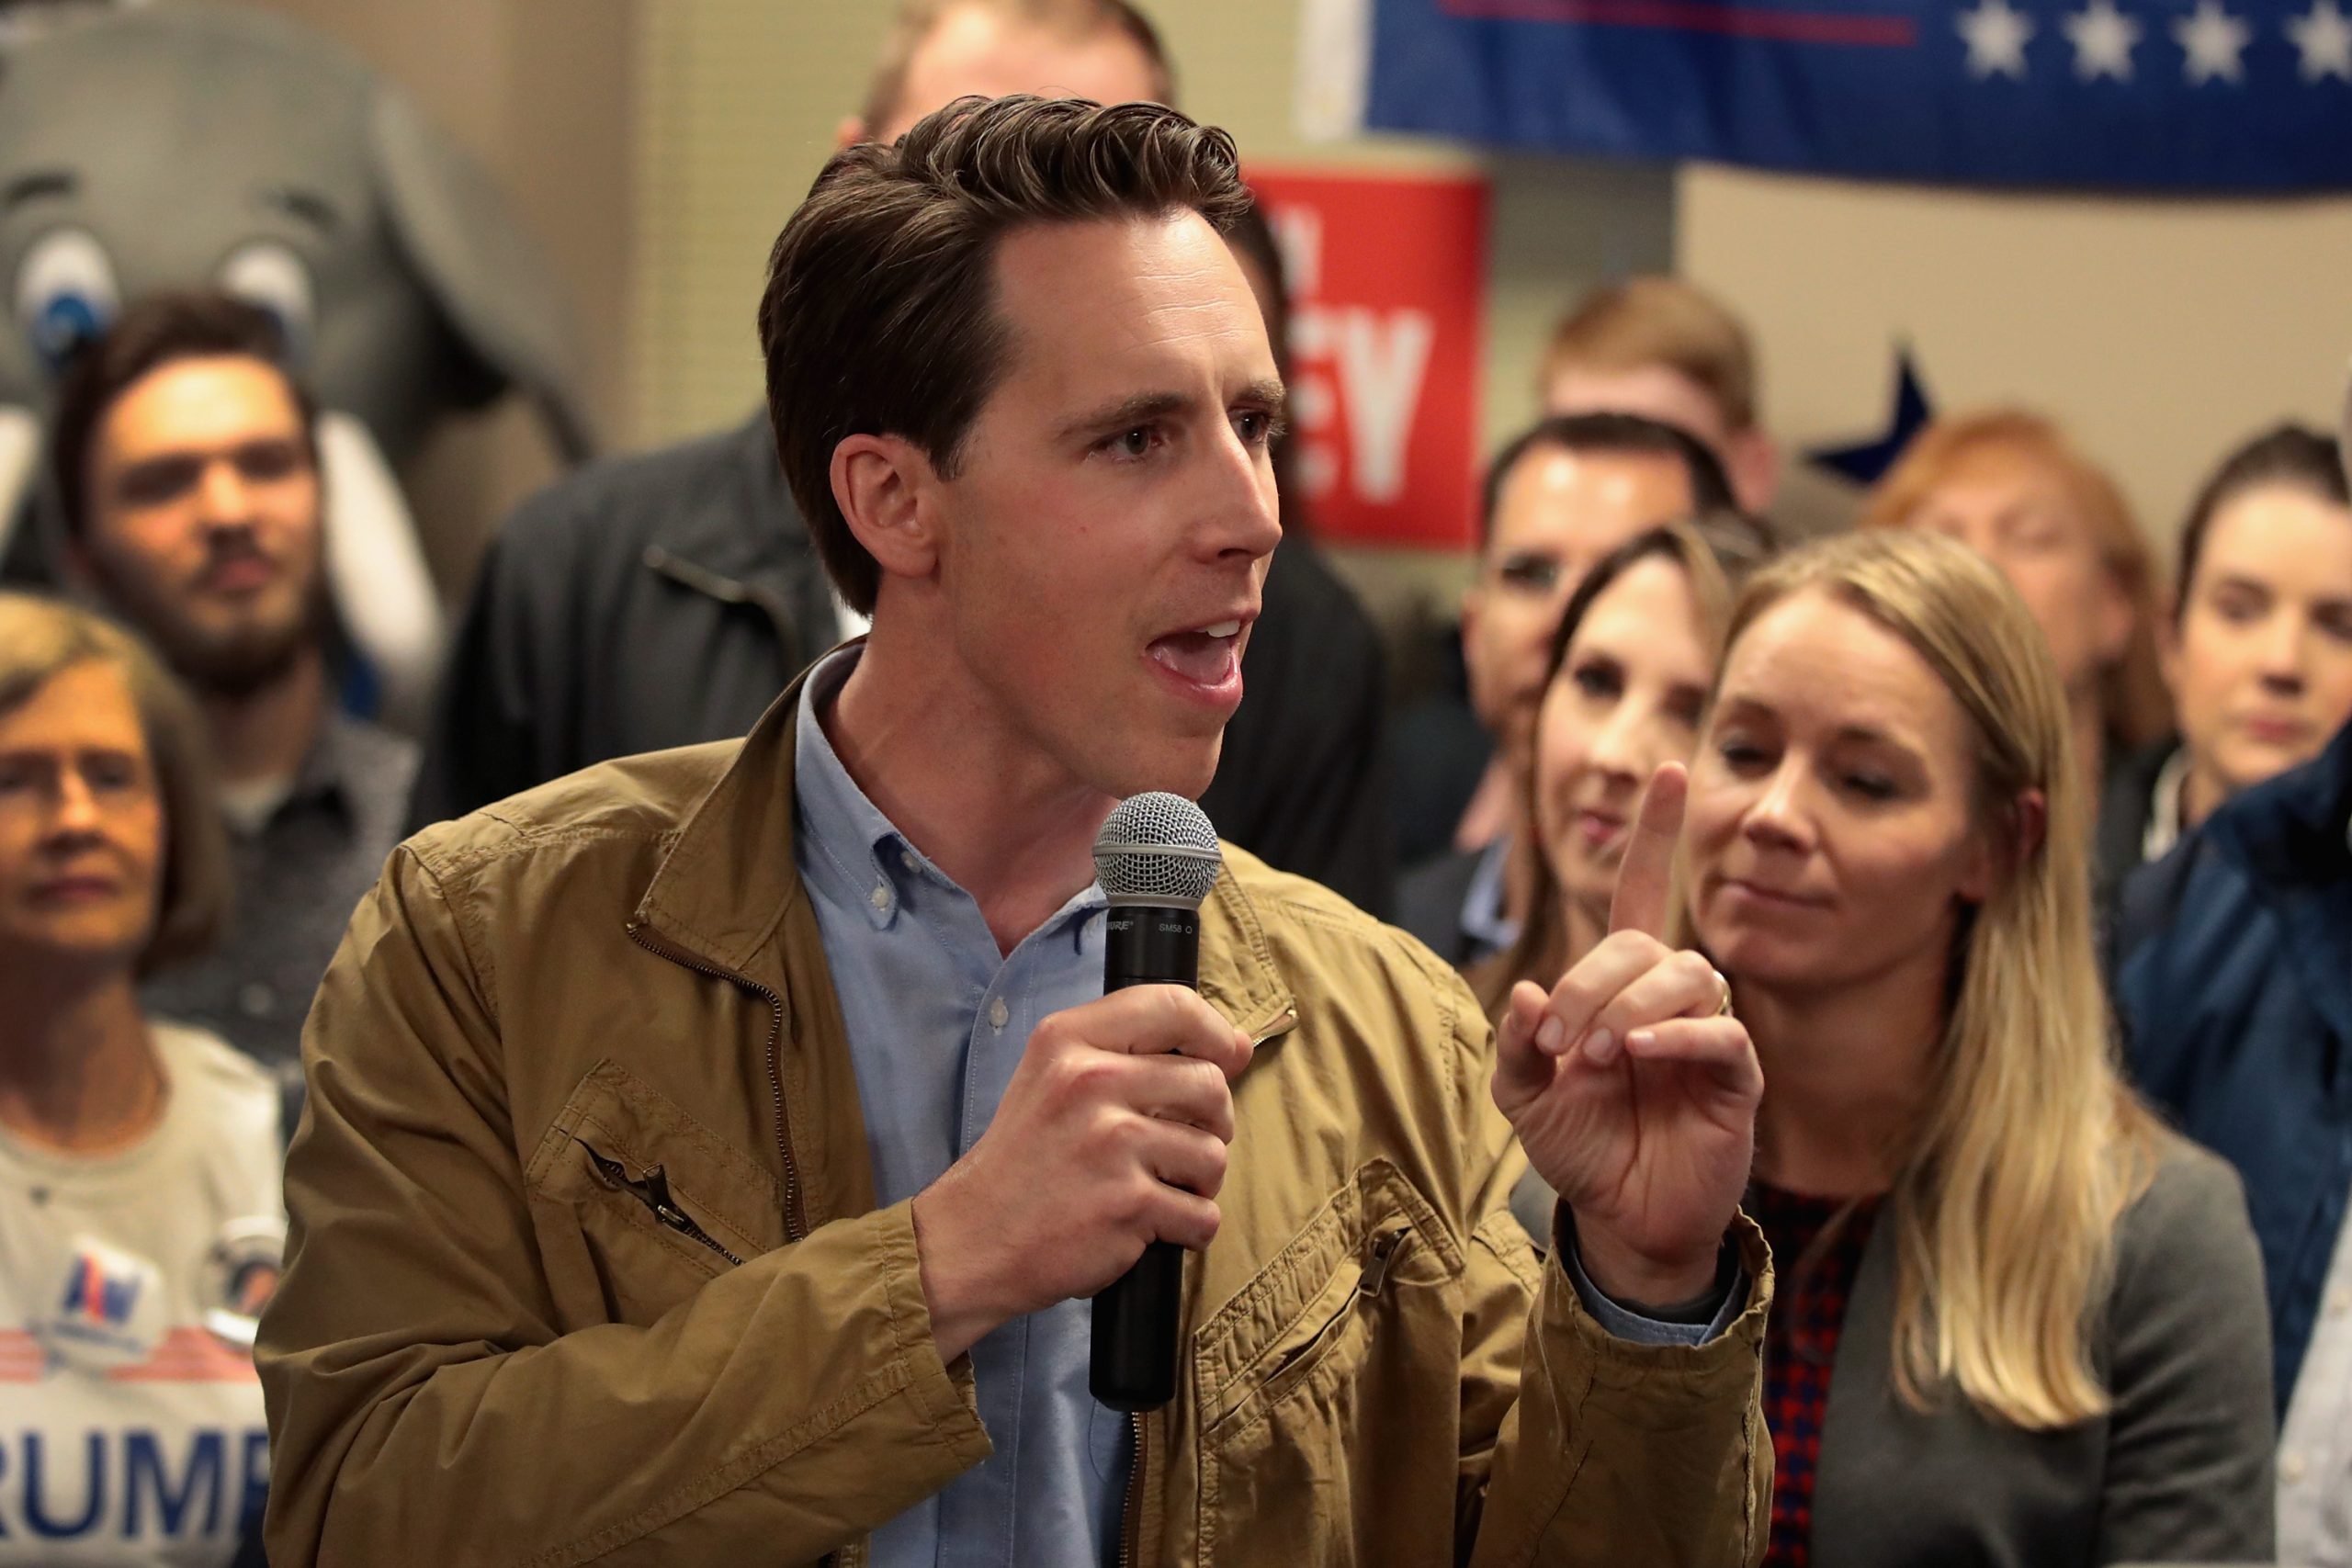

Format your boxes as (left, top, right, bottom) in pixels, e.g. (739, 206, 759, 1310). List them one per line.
(525, 1058, 788, 1261)
(1191, 1159, 1460, 1426)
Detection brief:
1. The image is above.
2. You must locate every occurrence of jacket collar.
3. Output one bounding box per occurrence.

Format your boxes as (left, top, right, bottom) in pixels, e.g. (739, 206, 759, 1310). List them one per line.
(631, 650, 1295, 1040)
(2209, 716, 2352, 1049)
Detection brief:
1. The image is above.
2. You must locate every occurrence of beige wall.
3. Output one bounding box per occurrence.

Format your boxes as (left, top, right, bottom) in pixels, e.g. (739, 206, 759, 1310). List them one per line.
(1679, 168, 2352, 569)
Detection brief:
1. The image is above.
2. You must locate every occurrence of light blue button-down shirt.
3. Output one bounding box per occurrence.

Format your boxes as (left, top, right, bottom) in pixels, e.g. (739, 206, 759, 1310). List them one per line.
(794, 649, 1126, 1566)
(791, 647, 1737, 1565)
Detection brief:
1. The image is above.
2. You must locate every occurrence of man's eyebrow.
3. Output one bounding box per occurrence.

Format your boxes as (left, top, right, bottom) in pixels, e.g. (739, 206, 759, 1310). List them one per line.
(2, 169, 75, 211)
(257, 185, 339, 235)
(1057, 390, 1191, 443)
(1234, 377, 1288, 416)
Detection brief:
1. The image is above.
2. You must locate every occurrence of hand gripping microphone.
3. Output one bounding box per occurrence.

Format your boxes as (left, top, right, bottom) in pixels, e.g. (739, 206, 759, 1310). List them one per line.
(1090, 792, 1224, 1413)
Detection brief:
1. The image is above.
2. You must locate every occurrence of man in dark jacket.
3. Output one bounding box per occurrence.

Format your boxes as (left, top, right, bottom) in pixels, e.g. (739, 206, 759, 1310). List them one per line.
(409, 0, 1391, 911)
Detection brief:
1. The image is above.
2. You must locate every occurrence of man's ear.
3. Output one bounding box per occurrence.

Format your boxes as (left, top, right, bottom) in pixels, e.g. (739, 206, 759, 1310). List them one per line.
(1728, 428, 1781, 514)
(831, 433, 942, 588)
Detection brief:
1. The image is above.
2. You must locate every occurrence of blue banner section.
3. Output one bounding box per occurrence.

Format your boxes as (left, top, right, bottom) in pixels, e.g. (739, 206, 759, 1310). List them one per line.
(1363, 0, 2352, 188)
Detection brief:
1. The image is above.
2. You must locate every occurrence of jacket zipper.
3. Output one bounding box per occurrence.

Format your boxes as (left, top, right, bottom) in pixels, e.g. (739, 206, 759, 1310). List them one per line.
(624, 921, 807, 1244)
(580, 1141, 745, 1267)
(1119, 1412, 1148, 1568)
(1114, 1004, 1297, 1565)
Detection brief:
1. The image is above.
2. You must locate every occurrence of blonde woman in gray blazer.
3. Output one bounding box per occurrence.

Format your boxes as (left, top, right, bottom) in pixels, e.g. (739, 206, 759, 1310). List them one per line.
(1639, 531, 2275, 1564)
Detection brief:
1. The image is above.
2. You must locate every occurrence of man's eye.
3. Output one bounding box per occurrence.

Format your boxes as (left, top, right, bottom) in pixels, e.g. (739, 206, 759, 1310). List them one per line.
(1106, 426, 1159, 460)
(232, 439, 307, 484)
(1233, 409, 1287, 448)
(115, 457, 202, 507)
(1495, 556, 1562, 594)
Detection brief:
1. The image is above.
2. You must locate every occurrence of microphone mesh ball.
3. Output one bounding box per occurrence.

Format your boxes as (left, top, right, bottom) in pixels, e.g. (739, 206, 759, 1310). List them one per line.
(1094, 793, 1223, 908)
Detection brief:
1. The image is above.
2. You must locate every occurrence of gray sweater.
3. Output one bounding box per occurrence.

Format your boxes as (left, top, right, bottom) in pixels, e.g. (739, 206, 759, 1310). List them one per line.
(1809, 1133, 2276, 1565)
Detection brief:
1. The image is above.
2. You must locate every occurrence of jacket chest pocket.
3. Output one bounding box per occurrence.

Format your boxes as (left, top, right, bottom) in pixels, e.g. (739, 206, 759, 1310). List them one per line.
(1191, 1160, 1465, 1566)
(523, 1059, 788, 1328)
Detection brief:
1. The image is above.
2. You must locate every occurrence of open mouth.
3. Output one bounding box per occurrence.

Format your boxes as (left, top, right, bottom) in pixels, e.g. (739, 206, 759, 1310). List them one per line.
(1146, 619, 1244, 691)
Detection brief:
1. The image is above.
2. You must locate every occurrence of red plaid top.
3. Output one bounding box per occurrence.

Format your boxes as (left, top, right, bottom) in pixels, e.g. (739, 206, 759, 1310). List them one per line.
(1752, 1181, 1883, 1568)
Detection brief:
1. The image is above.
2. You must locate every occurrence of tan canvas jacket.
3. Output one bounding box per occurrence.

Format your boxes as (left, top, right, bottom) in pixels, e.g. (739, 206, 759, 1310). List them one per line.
(257, 676, 1771, 1567)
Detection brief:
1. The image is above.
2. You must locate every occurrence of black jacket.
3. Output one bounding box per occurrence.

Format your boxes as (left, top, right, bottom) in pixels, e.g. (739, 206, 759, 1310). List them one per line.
(412, 414, 1394, 911)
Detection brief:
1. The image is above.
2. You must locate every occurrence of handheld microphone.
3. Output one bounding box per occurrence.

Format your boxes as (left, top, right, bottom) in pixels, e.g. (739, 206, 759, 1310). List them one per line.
(1089, 792, 1224, 1413)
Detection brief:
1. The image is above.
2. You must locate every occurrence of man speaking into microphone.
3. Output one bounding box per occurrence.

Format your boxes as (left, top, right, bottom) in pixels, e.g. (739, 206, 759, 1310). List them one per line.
(258, 96, 1770, 1564)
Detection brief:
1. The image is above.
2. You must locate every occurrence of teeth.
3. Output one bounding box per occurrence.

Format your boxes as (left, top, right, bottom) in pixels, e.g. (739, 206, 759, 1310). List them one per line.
(1201, 620, 1241, 638)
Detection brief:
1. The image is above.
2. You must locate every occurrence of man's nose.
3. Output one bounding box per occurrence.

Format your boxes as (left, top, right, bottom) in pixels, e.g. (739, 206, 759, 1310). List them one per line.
(196, 455, 259, 525)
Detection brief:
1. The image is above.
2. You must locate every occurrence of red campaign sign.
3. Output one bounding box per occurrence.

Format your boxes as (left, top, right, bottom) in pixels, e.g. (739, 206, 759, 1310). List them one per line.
(1245, 166, 1489, 550)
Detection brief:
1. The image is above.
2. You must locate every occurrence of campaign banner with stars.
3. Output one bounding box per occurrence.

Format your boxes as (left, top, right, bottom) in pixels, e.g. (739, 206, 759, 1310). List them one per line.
(1300, 0, 2352, 187)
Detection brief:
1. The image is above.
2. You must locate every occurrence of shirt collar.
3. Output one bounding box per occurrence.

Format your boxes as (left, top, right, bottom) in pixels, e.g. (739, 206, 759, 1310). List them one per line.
(790, 646, 1106, 940)
(1460, 833, 1523, 952)
(794, 646, 921, 930)
(2143, 745, 2193, 863)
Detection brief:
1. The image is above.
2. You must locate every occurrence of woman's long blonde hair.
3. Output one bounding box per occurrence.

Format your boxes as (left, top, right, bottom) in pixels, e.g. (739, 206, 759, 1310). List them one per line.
(1724, 532, 2160, 1429)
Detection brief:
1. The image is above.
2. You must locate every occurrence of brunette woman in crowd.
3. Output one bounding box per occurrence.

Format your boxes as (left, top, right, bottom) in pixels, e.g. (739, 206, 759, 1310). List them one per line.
(1464, 520, 1762, 1235)
(0, 593, 281, 1565)
(1510, 530, 2273, 1562)
(2097, 422, 2352, 889)
(1861, 410, 2173, 828)
(1469, 517, 1764, 1023)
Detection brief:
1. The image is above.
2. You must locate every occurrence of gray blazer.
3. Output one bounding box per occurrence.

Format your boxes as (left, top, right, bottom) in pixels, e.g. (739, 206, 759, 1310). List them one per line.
(1811, 1134, 2277, 1565)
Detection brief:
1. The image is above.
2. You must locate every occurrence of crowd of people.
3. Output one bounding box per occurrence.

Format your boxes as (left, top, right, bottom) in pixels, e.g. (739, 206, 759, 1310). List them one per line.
(2, 0, 2348, 1564)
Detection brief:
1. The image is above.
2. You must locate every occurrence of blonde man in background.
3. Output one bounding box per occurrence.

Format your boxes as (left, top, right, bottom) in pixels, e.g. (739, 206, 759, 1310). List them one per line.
(1540, 275, 1780, 516)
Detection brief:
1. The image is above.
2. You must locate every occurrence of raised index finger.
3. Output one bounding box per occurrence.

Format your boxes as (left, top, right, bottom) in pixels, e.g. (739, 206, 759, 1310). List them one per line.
(1608, 762, 1689, 941)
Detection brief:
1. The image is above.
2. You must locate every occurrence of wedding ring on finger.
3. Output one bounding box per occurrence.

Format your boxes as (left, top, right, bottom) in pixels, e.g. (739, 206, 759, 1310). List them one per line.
(1710, 967, 1735, 1018)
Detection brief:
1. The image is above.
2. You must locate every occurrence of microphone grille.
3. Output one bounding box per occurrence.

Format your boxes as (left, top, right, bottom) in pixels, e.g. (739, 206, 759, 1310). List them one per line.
(1094, 792, 1222, 906)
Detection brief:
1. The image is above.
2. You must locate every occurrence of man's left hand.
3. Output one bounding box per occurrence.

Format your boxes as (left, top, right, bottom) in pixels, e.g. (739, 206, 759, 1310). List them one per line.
(1491, 762, 1762, 1308)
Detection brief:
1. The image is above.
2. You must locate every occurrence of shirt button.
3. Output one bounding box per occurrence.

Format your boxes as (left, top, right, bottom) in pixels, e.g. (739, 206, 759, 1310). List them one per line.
(2328, 1286, 2351, 1317)
(988, 998, 1010, 1032)
(899, 851, 917, 874)
(238, 982, 276, 1018)
(2281, 1450, 2307, 1485)
(868, 884, 891, 911)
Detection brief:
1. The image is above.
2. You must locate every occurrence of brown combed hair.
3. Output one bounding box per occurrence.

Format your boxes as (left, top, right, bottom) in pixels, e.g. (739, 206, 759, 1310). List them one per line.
(858, 0, 1177, 136)
(1859, 408, 2173, 754)
(760, 94, 1253, 615)
(1724, 530, 2162, 1429)
(1541, 276, 1762, 434)
(0, 592, 229, 976)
